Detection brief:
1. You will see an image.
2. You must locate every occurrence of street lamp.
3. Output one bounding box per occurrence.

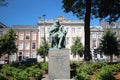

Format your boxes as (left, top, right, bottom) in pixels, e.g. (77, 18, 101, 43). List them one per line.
(43, 14, 46, 62)
(43, 14, 46, 42)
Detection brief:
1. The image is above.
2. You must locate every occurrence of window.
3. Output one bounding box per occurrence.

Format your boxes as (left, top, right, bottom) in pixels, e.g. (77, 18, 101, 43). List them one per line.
(41, 28, 44, 34)
(19, 33, 24, 40)
(25, 51, 30, 58)
(25, 42, 30, 50)
(93, 40, 96, 48)
(92, 33, 96, 38)
(98, 32, 102, 38)
(32, 42, 36, 49)
(72, 37, 75, 44)
(72, 28, 75, 33)
(11, 53, 16, 62)
(18, 42, 23, 50)
(32, 33, 36, 40)
(26, 33, 30, 40)
(47, 27, 50, 32)
(66, 28, 69, 33)
(78, 28, 82, 33)
(32, 51, 36, 58)
(118, 25, 120, 28)
(66, 37, 69, 45)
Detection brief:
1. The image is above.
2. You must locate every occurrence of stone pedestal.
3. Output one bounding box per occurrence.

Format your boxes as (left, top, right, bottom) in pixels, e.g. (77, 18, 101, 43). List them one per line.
(48, 49, 70, 80)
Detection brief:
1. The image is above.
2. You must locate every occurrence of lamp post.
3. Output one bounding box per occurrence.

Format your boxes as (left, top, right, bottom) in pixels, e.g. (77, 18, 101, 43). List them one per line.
(43, 14, 46, 62)
(43, 14, 46, 42)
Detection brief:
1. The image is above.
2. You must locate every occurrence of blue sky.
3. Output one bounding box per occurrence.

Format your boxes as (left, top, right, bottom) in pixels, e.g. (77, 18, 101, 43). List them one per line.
(0, 0, 100, 27)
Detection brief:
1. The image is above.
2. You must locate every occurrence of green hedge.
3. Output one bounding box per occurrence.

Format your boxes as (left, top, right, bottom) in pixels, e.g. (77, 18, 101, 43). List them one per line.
(74, 61, 120, 80)
(0, 63, 43, 80)
(0, 61, 120, 80)
(41, 62, 48, 74)
(76, 62, 107, 76)
(74, 72, 90, 80)
(96, 66, 115, 80)
(70, 61, 83, 69)
(0, 73, 7, 80)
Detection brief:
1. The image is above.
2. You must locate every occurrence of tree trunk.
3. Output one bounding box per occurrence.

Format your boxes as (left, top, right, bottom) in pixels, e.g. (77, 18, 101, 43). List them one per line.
(110, 54, 113, 62)
(43, 50, 48, 62)
(8, 54, 10, 64)
(84, 0, 92, 62)
(43, 53, 46, 62)
(78, 55, 80, 62)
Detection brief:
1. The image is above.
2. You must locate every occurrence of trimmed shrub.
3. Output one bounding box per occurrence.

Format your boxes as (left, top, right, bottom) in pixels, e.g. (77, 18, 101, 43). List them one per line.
(70, 61, 83, 69)
(74, 72, 90, 80)
(96, 66, 115, 80)
(41, 62, 48, 74)
(25, 66, 43, 79)
(0, 64, 43, 80)
(70, 61, 78, 69)
(14, 70, 30, 80)
(0, 74, 7, 80)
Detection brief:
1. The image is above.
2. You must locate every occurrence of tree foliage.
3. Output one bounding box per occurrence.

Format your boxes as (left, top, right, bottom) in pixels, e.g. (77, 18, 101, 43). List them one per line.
(0, 28, 17, 63)
(71, 37, 84, 57)
(62, 0, 120, 61)
(0, 0, 8, 7)
(5, 28, 17, 54)
(0, 34, 7, 56)
(37, 41, 50, 62)
(0, 64, 43, 80)
(99, 28, 120, 62)
(62, 0, 120, 21)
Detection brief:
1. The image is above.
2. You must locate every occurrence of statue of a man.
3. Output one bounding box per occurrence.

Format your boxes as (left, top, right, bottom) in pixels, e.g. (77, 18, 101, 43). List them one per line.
(49, 20, 67, 49)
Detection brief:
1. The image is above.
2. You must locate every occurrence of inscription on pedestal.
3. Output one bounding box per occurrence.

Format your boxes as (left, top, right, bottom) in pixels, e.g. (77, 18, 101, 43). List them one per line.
(49, 49, 70, 80)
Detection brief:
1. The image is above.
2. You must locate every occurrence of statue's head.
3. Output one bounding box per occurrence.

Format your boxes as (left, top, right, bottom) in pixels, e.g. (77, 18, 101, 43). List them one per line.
(54, 20, 60, 26)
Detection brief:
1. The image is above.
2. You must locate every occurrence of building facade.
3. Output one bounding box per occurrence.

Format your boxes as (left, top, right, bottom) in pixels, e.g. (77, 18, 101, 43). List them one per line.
(101, 22, 120, 41)
(90, 26, 107, 61)
(12, 25, 39, 62)
(0, 22, 8, 64)
(1, 17, 120, 63)
(100, 22, 120, 61)
(90, 22, 120, 62)
(0, 16, 85, 63)
(38, 16, 85, 61)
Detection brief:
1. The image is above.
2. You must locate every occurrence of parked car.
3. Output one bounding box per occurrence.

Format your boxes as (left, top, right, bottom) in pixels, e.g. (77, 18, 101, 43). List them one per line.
(18, 58, 37, 64)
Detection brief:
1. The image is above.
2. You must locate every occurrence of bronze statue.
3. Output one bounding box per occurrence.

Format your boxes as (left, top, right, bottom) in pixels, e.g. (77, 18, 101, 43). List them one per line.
(49, 20, 67, 49)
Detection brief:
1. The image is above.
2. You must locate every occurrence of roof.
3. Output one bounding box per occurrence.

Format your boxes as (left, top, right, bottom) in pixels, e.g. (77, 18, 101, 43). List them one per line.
(0, 22, 8, 28)
(12, 25, 39, 31)
(101, 22, 120, 28)
(90, 26, 104, 32)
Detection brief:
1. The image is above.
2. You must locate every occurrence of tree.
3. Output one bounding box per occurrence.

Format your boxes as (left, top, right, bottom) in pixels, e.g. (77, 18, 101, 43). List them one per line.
(62, 0, 120, 61)
(37, 41, 50, 62)
(99, 28, 120, 62)
(0, 28, 17, 63)
(0, 34, 7, 57)
(71, 37, 84, 61)
(0, 0, 8, 7)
